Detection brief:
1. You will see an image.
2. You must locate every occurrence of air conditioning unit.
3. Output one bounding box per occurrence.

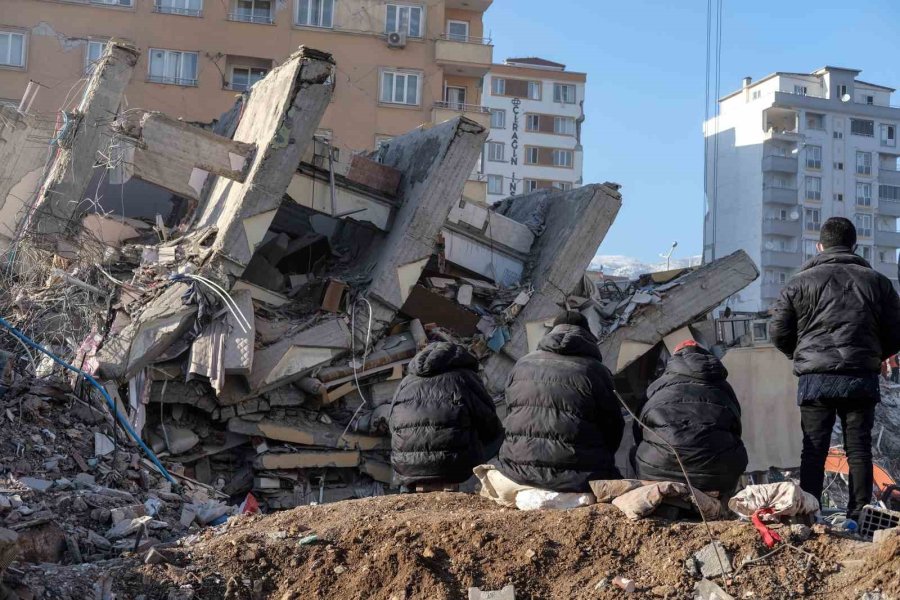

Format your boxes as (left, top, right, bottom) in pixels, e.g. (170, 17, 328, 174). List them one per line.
(387, 31, 407, 48)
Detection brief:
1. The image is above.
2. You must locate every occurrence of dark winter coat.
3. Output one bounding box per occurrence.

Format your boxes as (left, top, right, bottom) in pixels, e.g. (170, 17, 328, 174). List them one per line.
(634, 346, 748, 493)
(769, 247, 900, 377)
(389, 342, 502, 487)
(498, 325, 624, 492)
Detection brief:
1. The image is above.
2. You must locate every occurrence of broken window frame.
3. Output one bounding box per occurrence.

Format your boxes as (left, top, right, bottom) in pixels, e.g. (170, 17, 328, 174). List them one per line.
(385, 4, 424, 38)
(154, 0, 202, 16)
(379, 69, 421, 106)
(148, 48, 199, 87)
(229, 65, 268, 91)
(0, 30, 25, 68)
(296, 0, 334, 28)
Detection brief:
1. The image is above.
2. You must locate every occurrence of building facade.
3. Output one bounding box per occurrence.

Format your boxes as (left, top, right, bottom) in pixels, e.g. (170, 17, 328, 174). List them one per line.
(704, 66, 900, 312)
(0, 0, 493, 187)
(481, 57, 585, 203)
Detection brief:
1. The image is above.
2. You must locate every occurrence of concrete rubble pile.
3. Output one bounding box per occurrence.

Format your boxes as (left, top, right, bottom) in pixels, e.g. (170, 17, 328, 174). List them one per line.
(0, 41, 765, 581)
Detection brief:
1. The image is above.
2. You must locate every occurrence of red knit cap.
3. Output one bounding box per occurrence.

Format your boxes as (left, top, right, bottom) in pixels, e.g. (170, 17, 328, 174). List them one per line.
(674, 339, 699, 354)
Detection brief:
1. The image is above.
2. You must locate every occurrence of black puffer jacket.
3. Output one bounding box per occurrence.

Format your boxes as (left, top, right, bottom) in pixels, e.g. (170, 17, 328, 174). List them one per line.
(498, 325, 624, 492)
(389, 342, 502, 487)
(769, 247, 900, 375)
(634, 346, 748, 493)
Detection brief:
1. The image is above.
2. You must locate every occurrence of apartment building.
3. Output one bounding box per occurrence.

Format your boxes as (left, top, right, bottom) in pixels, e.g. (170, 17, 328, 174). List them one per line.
(0, 0, 493, 185)
(481, 57, 585, 203)
(704, 66, 900, 312)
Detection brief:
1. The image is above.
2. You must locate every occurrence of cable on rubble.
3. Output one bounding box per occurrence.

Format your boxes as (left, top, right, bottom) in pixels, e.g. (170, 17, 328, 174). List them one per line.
(0, 316, 176, 484)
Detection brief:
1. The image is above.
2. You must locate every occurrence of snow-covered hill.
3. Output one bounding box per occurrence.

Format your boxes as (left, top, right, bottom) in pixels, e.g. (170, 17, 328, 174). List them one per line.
(590, 254, 702, 279)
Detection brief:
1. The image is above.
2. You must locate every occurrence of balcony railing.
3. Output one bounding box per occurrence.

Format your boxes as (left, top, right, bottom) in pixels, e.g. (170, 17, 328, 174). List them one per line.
(153, 4, 201, 16)
(762, 155, 798, 173)
(876, 229, 900, 248)
(439, 33, 492, 45)
(762, 185, 798, 205)
(879, 198, 900, 217)
(762, 218, 801, 237)
(433, 101, 491, 114)
(148, 75, 198, 87)
(227, 11, 274, 24)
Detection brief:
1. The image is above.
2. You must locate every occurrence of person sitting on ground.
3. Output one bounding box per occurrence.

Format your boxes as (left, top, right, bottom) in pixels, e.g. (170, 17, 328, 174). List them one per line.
(497, 311, 624, 492)
(389, 341, 502, 492)
(633, 340, 748, 497)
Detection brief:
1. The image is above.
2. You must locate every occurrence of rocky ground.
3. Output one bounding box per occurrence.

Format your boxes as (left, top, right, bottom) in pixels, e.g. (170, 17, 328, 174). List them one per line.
(7, 493, 899, 600)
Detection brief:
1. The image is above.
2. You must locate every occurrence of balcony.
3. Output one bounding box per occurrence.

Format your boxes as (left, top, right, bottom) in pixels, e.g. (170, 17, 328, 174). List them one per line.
(153, 4, 201, 16)
(763, 218, 801, 237)
(761, 282, 784, 300)
(875, 261, 899, 280)
(435, 34, 493, 77)
(879, 199, 900, 217)
(432, 101, 491, 128)
(879, 167, 900, 187)
(877, 229, 900, 248)
(227, 11, 274, 24)
(762, 250, 802, 269)
(762, 155, 798, 173)
(762, 186, 798, 205)
(147, 75, 198, 87)
(445, 0, 492, 9)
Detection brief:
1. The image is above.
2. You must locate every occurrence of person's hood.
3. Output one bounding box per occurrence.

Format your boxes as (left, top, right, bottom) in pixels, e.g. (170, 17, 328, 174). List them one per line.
(801, 246, 871, 272)
(408, 342, 478, 377)
(665, 345, 727, 382)
(536, 324, 602, 360)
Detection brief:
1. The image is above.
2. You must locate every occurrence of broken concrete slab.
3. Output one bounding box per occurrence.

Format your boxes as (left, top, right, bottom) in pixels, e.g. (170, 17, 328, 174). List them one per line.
(253, 450, 360, 470)
(193, 47, 335, 282)
(401, 286, 479, 336)
(22, 40, 140, 244)
(483, 184, 623, 391)
(125, 283, 198, 379)
(222, 289, 255, 376)
(361, 117, 488, 334)
(468, 585, 516, 600)
(693, 579, 734, 600)
(227, 416, 388, 451)
(693, 542, 733, 578)
(599, 250, 759, 374)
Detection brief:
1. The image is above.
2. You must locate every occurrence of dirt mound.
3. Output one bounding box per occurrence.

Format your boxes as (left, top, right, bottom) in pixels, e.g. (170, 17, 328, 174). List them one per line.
(16, 492, 899, 599)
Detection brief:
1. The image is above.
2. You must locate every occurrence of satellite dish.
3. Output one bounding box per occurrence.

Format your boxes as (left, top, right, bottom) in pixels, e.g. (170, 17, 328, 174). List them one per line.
(790, 210, 800, 220)
(841, 93, 851, 103)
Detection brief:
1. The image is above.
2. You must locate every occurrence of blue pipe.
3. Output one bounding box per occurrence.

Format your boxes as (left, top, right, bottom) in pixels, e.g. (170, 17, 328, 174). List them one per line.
(0, 316, 175, 484)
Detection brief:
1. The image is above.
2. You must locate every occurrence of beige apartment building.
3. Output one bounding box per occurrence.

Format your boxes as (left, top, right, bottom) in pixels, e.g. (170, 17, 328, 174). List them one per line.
(0, 0, 493, 167)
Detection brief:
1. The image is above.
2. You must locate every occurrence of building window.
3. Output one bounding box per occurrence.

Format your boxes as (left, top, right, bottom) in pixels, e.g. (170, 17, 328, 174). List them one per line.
(553, 181, 572, 191)
(148, 48, 199, 86)
(490, 109, 506, 129)
(487, 174, 503, 195)
(446, 20, 468, 41)
(880, 184, 900, 202)
(806, 145, 822, 170)
(882, 124, 896, 147)
(838, 84, 849, 98)
(865, 95, 875, 105)
(805, 208, 821, 232)
(491, 78, 505, 96)
(231, 0, 272, 23)
(805, 113, 825, 130)
(524, 179, 538, 193)
(553, 83, 576, 104)
(374, 135, 393, 151)
(805, 177, 821, 201)
(834, 131, 843, 139)
(296, 0, 333, 28)
(230, 66, 267, 91)
(851, 118, 875, 137)
(380, 70, 420, 105)
(858, 246, 872, 260)
(857, 182, 872, 206)
(486, 141, 505, 162)
(90, 0, 132, 5)
(803, 240, 818, 260)
(793, 85, 807, 95)
(0, 31, 25, 68)
(386, 4, 423, 38)
(155, 0, 202, 16)
(552, 149, 574, 168)
(834, 162, 844, 171)
(751, 90, 761, 100)
(525, 147, 539, 165)
(554, 116, 576, 136)
(525, 114, 540, 131)
(856, 151, 873, 175)
(85, 40, 105, 75)
(527, 81, 541, 100)
(855, 214, 873, 237)
(834, 193, 844, 202)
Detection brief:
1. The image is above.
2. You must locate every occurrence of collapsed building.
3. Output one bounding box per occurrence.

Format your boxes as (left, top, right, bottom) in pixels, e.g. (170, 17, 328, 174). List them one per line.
(0, 40, 783, 552)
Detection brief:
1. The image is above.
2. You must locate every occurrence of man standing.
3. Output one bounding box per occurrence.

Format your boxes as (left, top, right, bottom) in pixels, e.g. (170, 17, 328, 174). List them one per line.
(497, 311, 624, 492)
(770, 217, 900, 520)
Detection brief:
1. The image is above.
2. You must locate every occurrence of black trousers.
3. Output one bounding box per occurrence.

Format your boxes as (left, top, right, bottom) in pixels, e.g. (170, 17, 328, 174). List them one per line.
(800, 398, 876, 520)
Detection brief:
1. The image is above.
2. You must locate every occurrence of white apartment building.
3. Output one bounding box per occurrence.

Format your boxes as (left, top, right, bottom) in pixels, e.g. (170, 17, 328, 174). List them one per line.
(704, 66, 900, 312)
(481, 57, 586, 202)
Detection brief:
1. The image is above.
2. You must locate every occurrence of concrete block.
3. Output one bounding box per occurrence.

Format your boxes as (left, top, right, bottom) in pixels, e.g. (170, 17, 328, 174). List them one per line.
(126, 283, 198, 379)
(468, 585, 515, 600)
(228, 416, 388, 451)
(693, 542, 733, 578)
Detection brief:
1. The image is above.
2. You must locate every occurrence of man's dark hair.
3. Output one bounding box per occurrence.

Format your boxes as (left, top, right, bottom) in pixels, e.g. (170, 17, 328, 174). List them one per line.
(820, 217, 857, 249)
(553, 310, 589, 329)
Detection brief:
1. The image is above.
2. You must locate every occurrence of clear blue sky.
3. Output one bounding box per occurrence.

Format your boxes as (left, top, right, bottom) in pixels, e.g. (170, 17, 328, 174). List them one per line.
(484, 0, 900, 263)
